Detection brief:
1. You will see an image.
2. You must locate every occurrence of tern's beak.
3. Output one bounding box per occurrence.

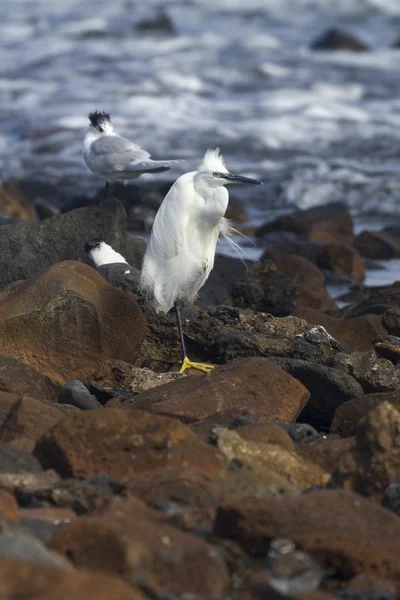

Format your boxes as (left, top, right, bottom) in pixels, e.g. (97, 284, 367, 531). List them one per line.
(224, 173, 262, 184)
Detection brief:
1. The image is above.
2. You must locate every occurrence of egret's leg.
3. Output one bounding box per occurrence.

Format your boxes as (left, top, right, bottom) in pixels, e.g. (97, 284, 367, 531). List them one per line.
(174, 300, 214, 374)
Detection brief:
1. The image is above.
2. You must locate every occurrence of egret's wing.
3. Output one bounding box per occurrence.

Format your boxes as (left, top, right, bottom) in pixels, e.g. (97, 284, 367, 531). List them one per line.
(90, 136, 182, 174)
(150, 178, 188, 260)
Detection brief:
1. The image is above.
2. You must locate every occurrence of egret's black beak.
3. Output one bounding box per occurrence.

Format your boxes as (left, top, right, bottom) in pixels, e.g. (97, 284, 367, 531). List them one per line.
(224, 173, 262, 185)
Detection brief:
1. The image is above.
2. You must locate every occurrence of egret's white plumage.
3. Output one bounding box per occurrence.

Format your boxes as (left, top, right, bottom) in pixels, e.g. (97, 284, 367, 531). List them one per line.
(83, 111, 182, 182)
(140, 148, 260, 313)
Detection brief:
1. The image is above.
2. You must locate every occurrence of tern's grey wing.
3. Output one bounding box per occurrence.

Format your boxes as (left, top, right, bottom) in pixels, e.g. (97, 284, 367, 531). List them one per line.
(89, 136, 182, 177)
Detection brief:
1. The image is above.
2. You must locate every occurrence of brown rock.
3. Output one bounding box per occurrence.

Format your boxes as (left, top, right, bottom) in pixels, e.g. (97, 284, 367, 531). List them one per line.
(355, 230, 400, 259)
(0, 261, 146, 385)
(49, 512, 230, 596)
(319, 243, 365, 283)
(215, 428, 329, 490)
(330, 401, 400, 501)
(331, 391, 400, 437)
(347, 573, 398, 597)
(229, 262, 296, 316)
(373, 335, 400, 363)
(33, 408, 226, 479)
(262, 253, 336, 311)
(126, 467, 220, 508)
(124, 358, 310, 424)
(0, 182, 36, 221)
(0, 557, 146, 599)
(293, 307, 385, 353)
(256, 202, 354, 243)
(0, 357, 59, 402)
(19, 507, 76, 525)
(236, 422, 295, 451)
(94, 359, 184, 393)
(382, 308, 400, 336)
(296, 437, 356, 472)
(0, 489, 18, 521)
(214, 489, 400, 578)
(0, 396, 67, 443)
(4, 438, 36, 453)
(0, 392, 20, 427)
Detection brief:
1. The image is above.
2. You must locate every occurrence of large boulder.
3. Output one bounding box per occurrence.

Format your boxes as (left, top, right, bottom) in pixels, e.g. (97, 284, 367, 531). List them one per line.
(256, 202, 354, 244)
(124, 358, 310, 423)
(214, 489, 400, 578)
(0, 199, 126, 288)
(0, 261, 146, 384)
(331, 390, 400, 437)
(33, 408, 226, 479)
(330, 402, 400, 502)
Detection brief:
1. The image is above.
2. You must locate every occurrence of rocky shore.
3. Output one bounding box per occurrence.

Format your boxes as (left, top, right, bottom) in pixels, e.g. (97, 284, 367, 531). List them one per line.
(0, 184, 398, 599)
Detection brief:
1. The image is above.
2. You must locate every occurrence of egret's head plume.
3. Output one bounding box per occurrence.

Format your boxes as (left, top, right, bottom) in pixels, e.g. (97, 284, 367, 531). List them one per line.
(199, 148, 228, 174)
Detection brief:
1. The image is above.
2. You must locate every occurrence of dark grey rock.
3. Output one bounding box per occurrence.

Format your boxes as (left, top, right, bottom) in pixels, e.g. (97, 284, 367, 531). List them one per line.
(347, 303, 392, 318)
(0, 533, 70, 569)
(0, 446, 43, 474)
(310, 28, 369, 52)
(125, 233, 147, 270)
(50, 479, 100, 515)
(197, 254, 250, 307)
(59, 380, 101, 410)
(382, 479, 400, 516)
(19, 519, 62, 544)
(85, 473, 124, 496)
(272, 358, 364, 429)
(135, 13, 175, 35)
(275, 422, 320, 444)
(0, 199, 126, 289)
(326, 351, 400, 394)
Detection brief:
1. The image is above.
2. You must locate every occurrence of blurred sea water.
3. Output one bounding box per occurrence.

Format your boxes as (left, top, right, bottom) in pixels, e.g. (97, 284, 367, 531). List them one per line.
(2, 0, 400, 279)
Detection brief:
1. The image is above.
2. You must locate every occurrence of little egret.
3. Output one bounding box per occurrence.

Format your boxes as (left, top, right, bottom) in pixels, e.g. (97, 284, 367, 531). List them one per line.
(140, 148, 261, 373)
(83, 111, 183, 198)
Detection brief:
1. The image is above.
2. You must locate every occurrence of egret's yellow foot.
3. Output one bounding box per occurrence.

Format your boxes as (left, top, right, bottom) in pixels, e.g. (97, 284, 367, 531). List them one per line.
(179, 357, 214, 374)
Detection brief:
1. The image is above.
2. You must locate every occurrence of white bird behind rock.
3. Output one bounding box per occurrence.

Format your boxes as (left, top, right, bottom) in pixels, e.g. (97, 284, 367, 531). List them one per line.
(82, 111, 183, 198)
(140, 148, 261, 373)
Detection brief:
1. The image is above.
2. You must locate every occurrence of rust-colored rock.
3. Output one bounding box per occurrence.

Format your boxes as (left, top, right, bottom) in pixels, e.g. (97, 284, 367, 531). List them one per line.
(355, 230, 400, 259)
(296, 437, 355, 473)
(215, 429, 329, 490)
(0, 396, 68, 443)
(331, 391, 400, 437)
(262, 253, 336, 311)
(0, 261, 146, 384)
(330, 401, 400, 502)
(49, 512, 230, 596)
(124, 358, 310, 424)
(256, 202, 354, 243)
(319, 243, 365, 282)
(33, 408, 226, 479)
(0, 557, 146, 599)
(94, 359, 183, 393)
(214, 489, 400, 578)
(0, 182, 36, 221)
(293, 307, 385, 353)
(19, 507, 76, 525)
(0, 358, 59, 402)
(236, 422, 295, 451)
(126, 467, 220, 508)
(347, 573, 397, 597)
(0, 489, 18, 521)
(382, 308, 400, 336)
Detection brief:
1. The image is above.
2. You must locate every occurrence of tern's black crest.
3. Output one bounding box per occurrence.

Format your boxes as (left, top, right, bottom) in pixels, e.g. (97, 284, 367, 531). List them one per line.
(88, 111, 111, 131)
(84, 239, 102, 254)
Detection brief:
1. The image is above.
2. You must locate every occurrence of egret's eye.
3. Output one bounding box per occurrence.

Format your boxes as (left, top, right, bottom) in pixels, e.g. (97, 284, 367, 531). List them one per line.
(212, 172, 220, 178)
